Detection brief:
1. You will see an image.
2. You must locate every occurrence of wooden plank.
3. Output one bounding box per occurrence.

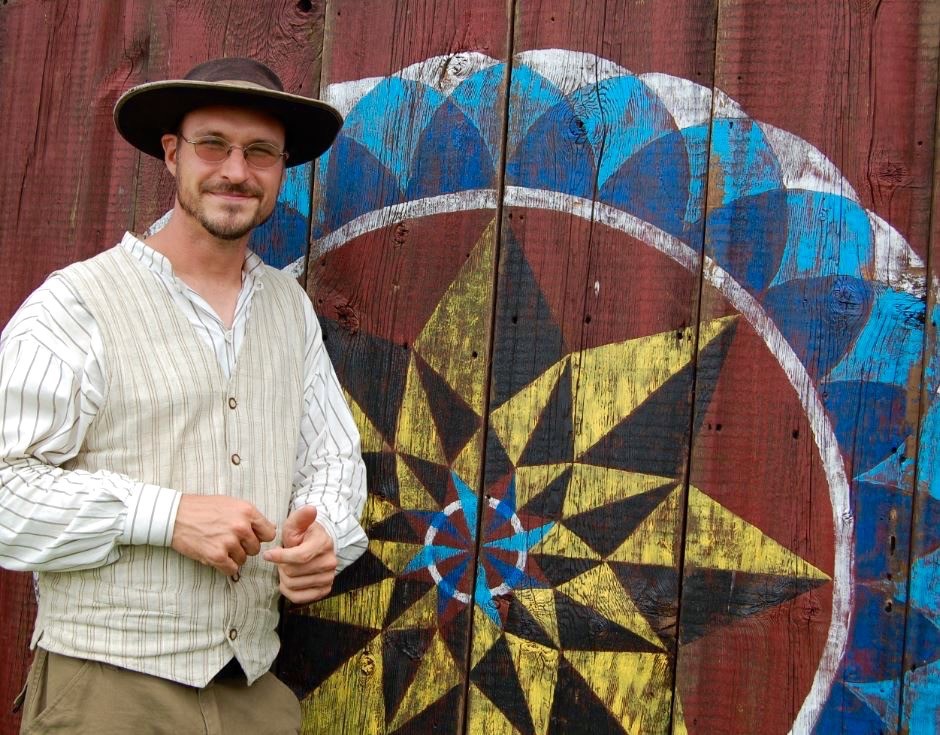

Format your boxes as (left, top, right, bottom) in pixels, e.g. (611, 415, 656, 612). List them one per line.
(131, 0, 323, 271)
(478, 2, 719, 734)
(0, 2, 152, 730)
(901, 3, 940, 731)
(280, 1, 511, 732)
(679, 1, 939, 733)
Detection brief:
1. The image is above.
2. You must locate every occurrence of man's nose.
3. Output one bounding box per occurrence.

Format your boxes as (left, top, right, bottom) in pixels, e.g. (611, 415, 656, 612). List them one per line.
(218, 148, 251, 181)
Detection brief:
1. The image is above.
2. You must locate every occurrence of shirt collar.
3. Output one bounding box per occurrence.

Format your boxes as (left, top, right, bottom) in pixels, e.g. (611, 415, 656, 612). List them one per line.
(120, 232, 266, 286)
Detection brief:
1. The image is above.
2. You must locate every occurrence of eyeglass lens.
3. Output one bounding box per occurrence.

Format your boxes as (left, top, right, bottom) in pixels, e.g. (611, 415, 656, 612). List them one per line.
(185, 136, 284, 168)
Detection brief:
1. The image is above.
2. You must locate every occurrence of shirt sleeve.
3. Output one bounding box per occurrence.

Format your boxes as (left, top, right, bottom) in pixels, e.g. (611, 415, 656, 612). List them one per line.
(0, 276, 181, 573)
(290, 296, 368, 572)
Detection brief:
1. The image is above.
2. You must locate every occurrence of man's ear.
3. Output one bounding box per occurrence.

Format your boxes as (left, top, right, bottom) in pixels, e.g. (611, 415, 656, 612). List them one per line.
(161, 133, 179, 175)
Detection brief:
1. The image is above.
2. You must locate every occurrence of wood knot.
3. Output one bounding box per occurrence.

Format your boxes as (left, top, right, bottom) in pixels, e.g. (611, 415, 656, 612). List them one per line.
(393, 221, 410, 246)
(359, 654, 376, 676)
(335, 302, 360, 335)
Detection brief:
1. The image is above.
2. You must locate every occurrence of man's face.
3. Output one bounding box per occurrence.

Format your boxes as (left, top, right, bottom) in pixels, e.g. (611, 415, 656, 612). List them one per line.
(164, 105, 286, 242)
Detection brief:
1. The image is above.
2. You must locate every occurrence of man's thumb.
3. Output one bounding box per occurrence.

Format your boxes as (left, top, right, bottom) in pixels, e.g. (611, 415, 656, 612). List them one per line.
(282, 505, 318, 548)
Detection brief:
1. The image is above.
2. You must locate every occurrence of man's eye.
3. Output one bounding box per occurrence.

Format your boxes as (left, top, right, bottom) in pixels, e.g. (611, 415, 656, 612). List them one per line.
(198, 138, 229, 152)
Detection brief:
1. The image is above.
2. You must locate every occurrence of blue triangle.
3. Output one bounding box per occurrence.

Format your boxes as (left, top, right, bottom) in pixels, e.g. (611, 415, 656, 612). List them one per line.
(844, 678, 900, 730)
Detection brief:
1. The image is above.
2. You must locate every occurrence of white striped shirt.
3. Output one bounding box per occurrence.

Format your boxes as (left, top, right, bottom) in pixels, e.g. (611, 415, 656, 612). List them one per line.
(0, 233, 367, 574)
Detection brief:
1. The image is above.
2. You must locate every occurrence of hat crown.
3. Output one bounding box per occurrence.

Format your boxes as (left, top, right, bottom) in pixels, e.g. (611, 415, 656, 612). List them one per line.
(183, 58, 285, 92)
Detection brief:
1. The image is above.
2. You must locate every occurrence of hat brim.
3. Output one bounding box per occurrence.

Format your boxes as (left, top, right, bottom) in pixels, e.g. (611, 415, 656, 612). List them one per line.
(113, 80, 343, 167)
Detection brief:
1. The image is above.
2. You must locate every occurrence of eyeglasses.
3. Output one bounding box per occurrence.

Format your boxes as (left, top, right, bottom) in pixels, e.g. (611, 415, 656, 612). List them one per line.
(179, 134, 288, 169)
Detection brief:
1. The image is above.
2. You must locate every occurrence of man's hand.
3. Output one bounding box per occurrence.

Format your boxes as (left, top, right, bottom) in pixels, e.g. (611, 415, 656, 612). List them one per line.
(171, 494, 276, 576)
(263, 506, 337, 604)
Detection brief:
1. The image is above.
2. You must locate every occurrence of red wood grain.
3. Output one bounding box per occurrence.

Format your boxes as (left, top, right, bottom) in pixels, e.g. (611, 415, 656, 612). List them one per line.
(710, 0, 937, 265)
(288, 2, 511, 732)
(0, 0, 150, 325)
(901, 3, 940, 729)
(0, 2, 152, 729)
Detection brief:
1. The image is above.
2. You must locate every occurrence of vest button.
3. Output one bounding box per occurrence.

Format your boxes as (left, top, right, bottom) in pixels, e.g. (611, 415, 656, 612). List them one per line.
(228, 628, 238, 641)
(231, 454, 241, 465)
(231, 572, 240, 583)
(228, 397, 237, 409)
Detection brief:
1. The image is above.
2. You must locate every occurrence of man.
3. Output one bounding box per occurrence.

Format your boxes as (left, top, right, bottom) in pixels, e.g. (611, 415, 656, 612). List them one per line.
(0, 58, 367, 733)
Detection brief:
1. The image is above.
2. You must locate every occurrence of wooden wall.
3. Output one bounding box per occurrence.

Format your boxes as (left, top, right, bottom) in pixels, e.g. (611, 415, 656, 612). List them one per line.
(0, 1, 937, 733)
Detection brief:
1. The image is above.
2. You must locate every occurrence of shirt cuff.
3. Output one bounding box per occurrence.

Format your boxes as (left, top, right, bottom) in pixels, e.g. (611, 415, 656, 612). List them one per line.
(313, 514, 338, 554)
(119, 483, 182, 547)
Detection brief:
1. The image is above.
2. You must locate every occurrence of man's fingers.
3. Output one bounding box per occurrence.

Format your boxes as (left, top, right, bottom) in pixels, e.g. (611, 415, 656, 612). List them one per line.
(281, 506, 318, 548)
(263, 543, 335, 569)
(280, 578, 333, 604)
(171, 494, 277, 577)
(250, 514, 277, 543)
(280, 570, 334, 592)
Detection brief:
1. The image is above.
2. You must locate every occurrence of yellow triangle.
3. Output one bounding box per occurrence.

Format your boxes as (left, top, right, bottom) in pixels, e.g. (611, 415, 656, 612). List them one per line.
(471, 606, 504, 669)
(396, 355, 448, 465)
(306, 577, 395, 629)
(607, 485, 682, 566)
(388, 587, 439, 630)
(300, 637, 384, 734)
(397, 454, 439, 512)
(513, 463, 571, 509)
(513, 587, 560, 647)
(371, 539, 425, 576)
(489, 357, 569, 465)
(388, 630, 461, 731)
(572, 316, 736, 458)
(558, 564, 664, 650)
(505, 633, 560, 735)
(466, 683, 520, 735)
(686, 486, 830, 579)
(362, 494, 399, 530)
(452, 427, 484, 491)
(564, 651, 673, 734)
(414, 220, 496, 415)
(343, 390, 386, 453)
(531, 522, 599, 560)
(561, 465, 673, 516)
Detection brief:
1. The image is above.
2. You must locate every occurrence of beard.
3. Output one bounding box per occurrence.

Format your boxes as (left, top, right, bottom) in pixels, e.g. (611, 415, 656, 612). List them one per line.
(176, 175, 275, 241)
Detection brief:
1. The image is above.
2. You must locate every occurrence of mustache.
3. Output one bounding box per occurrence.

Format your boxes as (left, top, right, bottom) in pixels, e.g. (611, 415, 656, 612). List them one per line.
(201, 182, 264, 197)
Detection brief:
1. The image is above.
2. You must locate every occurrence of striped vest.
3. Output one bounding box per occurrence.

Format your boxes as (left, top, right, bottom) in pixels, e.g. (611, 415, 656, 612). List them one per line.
(33, 246, 306, 687)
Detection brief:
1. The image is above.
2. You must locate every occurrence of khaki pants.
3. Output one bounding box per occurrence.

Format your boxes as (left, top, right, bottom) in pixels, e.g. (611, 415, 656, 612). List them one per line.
(19, 649, 302, 734)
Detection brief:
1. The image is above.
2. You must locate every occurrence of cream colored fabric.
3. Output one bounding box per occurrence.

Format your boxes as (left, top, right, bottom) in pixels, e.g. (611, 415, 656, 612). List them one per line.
(34, 246, 305, 687)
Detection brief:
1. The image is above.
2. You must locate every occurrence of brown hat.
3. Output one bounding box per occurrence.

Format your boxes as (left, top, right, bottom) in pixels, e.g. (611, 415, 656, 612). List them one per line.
(113, 57, 342, 167)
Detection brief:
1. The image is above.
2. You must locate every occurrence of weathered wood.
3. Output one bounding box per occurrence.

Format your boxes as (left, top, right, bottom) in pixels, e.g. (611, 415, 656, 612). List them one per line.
(680, 1, 940, 733)
(1, 2, 939, 733)
(284, 1, 511, 732)
(901, 3, 940, 730)
(0, 1, 152, 730)
(477, 2, 719, 734)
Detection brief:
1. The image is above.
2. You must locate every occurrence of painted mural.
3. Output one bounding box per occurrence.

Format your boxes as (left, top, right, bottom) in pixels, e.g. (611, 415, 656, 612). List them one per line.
(268, 50, 936, 734)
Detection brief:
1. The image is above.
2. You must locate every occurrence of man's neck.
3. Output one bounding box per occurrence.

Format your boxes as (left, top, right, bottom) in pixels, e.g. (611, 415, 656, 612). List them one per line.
(144, 206, 249, 327)
(145, 206, 248, 284)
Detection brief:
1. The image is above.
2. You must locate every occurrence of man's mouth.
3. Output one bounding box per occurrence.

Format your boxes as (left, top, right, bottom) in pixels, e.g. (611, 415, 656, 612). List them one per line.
(203, 185, 263, 200)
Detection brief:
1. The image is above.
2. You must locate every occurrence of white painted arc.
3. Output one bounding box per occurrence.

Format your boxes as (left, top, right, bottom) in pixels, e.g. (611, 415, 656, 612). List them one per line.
(303, 184, 853, 735)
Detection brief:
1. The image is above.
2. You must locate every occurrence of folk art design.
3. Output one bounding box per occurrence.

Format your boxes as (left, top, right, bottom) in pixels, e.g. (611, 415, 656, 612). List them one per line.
(255, 51, 938, 734)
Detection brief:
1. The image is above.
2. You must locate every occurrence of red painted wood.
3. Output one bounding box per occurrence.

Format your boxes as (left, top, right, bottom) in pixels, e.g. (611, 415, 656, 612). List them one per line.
(901, 4, 940, 729)
(482, 3, 719, 734)
(708, 0, 937, 264)
(280, 2, 512, 732)
(0, 2, 152, 729)
(678, 1, 940, 733)
(0, 0, 150, 324)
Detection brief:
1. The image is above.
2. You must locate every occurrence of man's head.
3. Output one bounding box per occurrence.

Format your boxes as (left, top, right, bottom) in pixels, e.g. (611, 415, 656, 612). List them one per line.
(164, 105, 286, 241)
(113, 57, 342, 168)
